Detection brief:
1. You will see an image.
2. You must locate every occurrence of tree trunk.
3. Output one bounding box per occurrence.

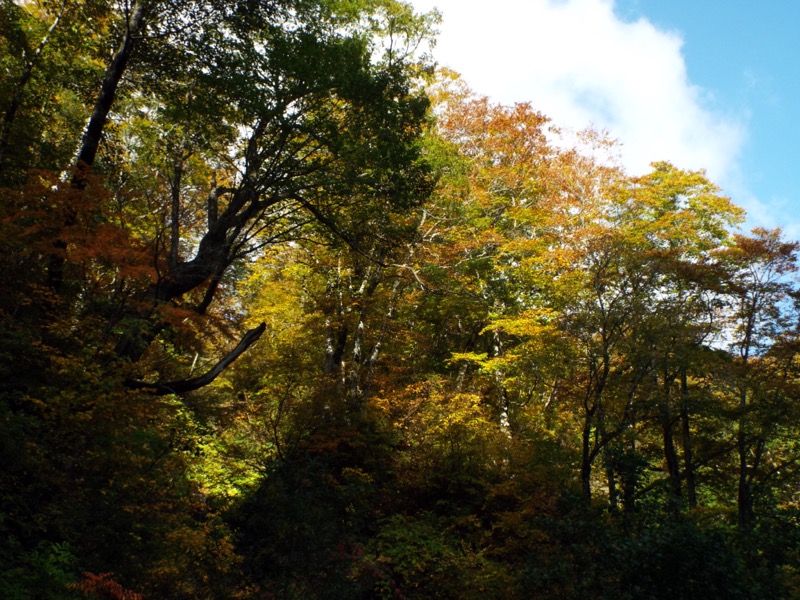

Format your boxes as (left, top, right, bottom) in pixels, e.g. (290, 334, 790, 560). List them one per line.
(605, 449, 618, 514)
(737, 454, 754, 531)
(680, 369, 697, 508)
(737, 376, 755, 531)
(660, 401, 683, 510)
(47, 1, 148, 291)
(581, 419, 593, 505)
(169, 155, 185, 269)
(0, 0, 67, 169)
(74, 1, 147, 171)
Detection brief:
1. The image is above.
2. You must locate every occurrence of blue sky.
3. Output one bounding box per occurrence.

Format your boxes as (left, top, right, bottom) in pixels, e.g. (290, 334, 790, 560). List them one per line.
(617, 0, 800, 235)
(410, 0, 800, 239)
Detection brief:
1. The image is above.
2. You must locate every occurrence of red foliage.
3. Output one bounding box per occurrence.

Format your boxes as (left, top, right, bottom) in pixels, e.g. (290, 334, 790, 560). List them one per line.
(69, 572, 143, 600)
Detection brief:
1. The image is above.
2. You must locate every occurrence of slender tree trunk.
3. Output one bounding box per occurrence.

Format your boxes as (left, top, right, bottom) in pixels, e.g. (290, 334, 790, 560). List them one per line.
(169, 155, 184, 269)
(455, 324, 482, 391)
(361, 276, 403, 403)
(47, 1, 148, 291)
(736, 295, 757, 531)
(738, 452, 754, 531)
(581, 410, 595, 505)
(737, 383, 755, 531)
(581, 359, 609, 507)
(74, 1, 147, 171)
(621, 420, 638, 517)
(0, 0, 67, 169)
(680, 369, 697, 508)
(581, 435, 593, 506)
(207, 173, 219, 227)
(660, 400, 683, 510)
(605, 449, 618, 514)
(348, 319, 365, 401)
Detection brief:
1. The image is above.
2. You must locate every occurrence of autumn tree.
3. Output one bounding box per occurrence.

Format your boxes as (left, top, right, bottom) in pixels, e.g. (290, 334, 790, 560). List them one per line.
(0, 0, 438, 595)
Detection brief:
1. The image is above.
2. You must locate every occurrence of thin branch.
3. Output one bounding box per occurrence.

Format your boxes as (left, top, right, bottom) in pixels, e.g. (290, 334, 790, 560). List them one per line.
(296, 196, 387, 266)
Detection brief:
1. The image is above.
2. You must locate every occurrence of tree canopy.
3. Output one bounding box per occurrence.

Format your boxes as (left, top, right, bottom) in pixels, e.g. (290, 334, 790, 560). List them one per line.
(2, 3, 800, 598)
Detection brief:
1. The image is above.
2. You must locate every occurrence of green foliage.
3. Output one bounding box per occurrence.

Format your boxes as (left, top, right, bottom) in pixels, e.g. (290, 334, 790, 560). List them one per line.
(0, 538, 80, 600)
(365, 513, 511, 600)
(617, 520, 753, 600)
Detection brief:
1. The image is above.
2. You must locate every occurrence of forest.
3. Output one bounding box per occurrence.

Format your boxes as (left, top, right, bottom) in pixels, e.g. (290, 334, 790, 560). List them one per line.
(2, 0, 800, 598)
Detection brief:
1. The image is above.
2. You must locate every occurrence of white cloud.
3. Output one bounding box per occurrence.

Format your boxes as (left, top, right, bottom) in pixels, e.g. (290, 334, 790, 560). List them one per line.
(412, 0, 746, 188)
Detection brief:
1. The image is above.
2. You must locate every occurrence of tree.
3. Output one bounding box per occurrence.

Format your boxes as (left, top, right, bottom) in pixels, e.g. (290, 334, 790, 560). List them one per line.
(0, 1, 438, 595)
(0, 0, 115, 181)
(7, 0, 436, 386)
(720, 228, 800, 530)
(617, 163, 741, 511)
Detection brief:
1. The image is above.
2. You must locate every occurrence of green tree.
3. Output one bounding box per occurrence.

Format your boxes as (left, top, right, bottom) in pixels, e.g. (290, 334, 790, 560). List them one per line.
(719, 228, 800, 530)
